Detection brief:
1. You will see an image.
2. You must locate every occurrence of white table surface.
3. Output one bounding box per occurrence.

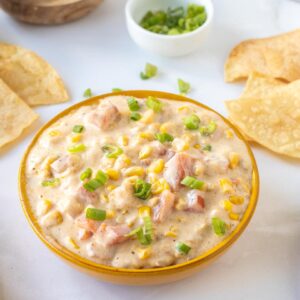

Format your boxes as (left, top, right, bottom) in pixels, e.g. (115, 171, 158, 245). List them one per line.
(1, 0, 300, 299)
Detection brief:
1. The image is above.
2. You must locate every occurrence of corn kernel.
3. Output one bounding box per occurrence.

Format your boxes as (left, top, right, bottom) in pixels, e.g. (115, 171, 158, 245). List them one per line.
(219, 178, 234, 194)
(126, 217, 137, 227)
(138, 132, 154, 141)
(194, 162, 205, 176)
(137, 247, 152, 259)
(49, 130, 61, 137)
(148, 197, 159, 207)
(140, 110, 154, 124)
(139, 145, 153, 159)
(160, 122, 174, 133)
(123, 166, 145, 177)
(175, 197, 187, 210)
(148, 172, 159, 183)
(100, 193, 109, 203)
(41, 210, 63, 227)
(151, 178, 170, 195)
(165, 231, 177, 238)
(229, 195, 244, 205)
(118, 135, 129, 146)
(221, 200, 233, 212)
(138, 206, 152, 217)
(66, 237, 79, 250)
(148, 159, 165, 174)
(71, 134, 82, 143)
(194, 144, 201, 149)
(37, 199, 52, 216)
(229, 212, 240, 221)
(172, 138, 189, 151)
(106, 168, 120, 180)
(225, 130, 234, 139)
(229, 152, 240, 169)
(178, 106, 190, 113)
(106, 210, 116, 219)
(107, 184, 116, 192)
(115, 154, 131, 170)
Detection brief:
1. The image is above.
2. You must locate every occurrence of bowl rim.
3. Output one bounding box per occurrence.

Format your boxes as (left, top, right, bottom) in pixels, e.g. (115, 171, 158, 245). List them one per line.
(19, 90, 259, 276)
(125, 0, 214, 40)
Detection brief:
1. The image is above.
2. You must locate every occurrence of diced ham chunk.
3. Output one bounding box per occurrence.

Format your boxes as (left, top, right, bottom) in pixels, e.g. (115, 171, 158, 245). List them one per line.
(76, 186, 98, 205)
(87, 103, 121, 130)
(153, 190, 175, 223)
(76, 215, 100, 234)
(164, 153, 194, 191)
(98, 223, 130, 247)
(186, 190, 205, 213)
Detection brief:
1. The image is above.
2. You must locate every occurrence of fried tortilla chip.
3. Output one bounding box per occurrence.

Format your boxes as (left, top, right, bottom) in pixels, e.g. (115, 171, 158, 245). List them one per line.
(225, 82, 300, 158)
(225, 29, 300, 82)
(0, 42, 69, 106)
(241, 72, 286, 98)
(0, 79, 38, 149)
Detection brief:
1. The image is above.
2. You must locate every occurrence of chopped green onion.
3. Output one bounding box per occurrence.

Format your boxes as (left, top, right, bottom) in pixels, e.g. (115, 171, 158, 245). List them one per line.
(199, 121, 217, 136)
(203, 144, 212, 151)
(143, 216, 153, 243)
(102, 144, 123, 158)
(176, 242, 191, 254)
(83, 88, 92, 98)
(112, 88, 123, 92)
(126, 227, 142, 237)
(155, 132, 174, 143)
(72, 125, 84, 133)
(134, 179, 152, 200)
(140, 63, 158, 80)
(183, 114, 200, 130)
(95, 170, 108, 185)
(83, 170, 108, 192)
(127, 97, 140, 111)
(83, 178, 102, 192)
(146, 96, 163, 112)
(130, 112, 142, 121)
(181, 176, 204, 190)
(42, 178, 60, 187)
(212, 217, 226, 236)
(80, 168, 92, 181)
(178, 78, 191, 94)
(67, 144, 87, 153)
(136, 227, 151, 245)
(86, 208, 106, 221)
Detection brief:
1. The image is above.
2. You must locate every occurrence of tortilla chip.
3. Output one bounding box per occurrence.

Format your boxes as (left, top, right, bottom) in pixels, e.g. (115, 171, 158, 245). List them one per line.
(225, 29, 300, 82)
(0, 79, 38, 149)
(241, 72, 286, 98)
(0, 42, 69, 106)
(225, 82, 300, 158)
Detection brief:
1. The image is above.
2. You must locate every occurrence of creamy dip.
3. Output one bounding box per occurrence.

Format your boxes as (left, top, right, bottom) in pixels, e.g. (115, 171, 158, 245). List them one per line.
(25, 95, 252, 269)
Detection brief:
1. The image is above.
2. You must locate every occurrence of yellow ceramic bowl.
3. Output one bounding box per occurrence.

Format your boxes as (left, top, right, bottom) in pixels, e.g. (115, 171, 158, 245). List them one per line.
(19, 90, 259, 285)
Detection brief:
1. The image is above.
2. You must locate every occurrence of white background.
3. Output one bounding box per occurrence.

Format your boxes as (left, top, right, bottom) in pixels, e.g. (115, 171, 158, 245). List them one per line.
(0, 0, 300, 299)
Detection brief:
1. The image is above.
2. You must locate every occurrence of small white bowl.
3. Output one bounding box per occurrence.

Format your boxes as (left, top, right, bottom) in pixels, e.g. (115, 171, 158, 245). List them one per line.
(125, 0, 214, 57)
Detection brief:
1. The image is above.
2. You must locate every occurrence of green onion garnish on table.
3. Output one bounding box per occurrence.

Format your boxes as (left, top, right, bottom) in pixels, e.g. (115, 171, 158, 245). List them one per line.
(199, 121, 217, 136)
(72, 125, 84, 133)
(140, 63, 158, 80)
(42, 178, 60, 187)
(130, 112, 142, 121)
(146, 96, 163, 112)
(67, 144, 86, 153)
(85, 208, 106, 221)
(102, 144, 123, 158)
(83, 88, 92, 98)
(176, 242, 191, 255)
(178, 78, 191, 94)
(127, 97, 140, 111)
(134, 179, 152, 200)
(140, 4, 207, 35)
(183, 114, 200, 130)
(80, 168, 92, 181)
(211, 217, 226, 236)
(181, 176, 204, 190)
(155, 132, 174, 143)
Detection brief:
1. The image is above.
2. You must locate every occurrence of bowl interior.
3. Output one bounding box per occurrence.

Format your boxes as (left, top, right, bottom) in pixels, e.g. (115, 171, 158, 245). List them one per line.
(19, 90, 259, 277)
(128, 0, 213, 29)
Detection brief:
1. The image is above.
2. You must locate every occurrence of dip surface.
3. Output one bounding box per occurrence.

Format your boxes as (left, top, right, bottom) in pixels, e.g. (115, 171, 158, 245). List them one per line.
(25, 95, 252, 269)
